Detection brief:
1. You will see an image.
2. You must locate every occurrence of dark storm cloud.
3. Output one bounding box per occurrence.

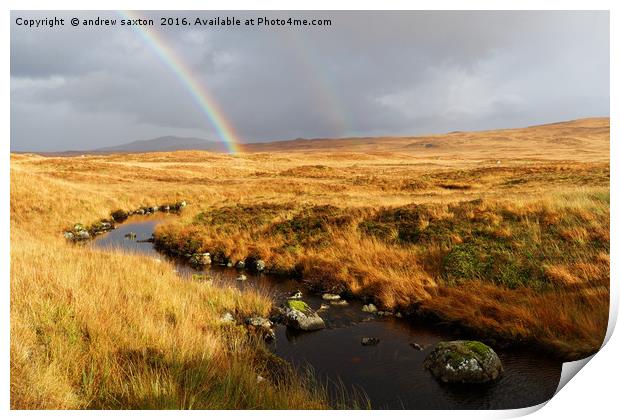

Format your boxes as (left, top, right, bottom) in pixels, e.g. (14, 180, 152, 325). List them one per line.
(10, 11, 609, 151)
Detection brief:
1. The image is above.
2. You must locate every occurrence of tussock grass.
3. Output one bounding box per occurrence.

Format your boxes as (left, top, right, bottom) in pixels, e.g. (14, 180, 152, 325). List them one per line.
(154, 193, 609, 359)
(11, 232, 328, 409)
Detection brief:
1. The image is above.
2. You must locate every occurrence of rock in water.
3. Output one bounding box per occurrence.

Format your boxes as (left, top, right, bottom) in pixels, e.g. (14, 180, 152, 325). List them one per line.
(189, 253, 211, 268)
(424, 340, 503, 384)
(321, 293, 341, 301)
(288, 291, 303, 300)
(361, 337, 380, 346)
(362, 303, 378, 313)
(75, 230, 90, 240)
(282, 300, 325, 331)
(254, 259, 266, 272)
(410, 342, 424, 351)
(283, 308, 326, 331)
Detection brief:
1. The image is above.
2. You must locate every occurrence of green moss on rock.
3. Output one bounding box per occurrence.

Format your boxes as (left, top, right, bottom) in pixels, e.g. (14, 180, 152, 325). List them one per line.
(286, 300, 311, 312)
(425, 340, 503, 383)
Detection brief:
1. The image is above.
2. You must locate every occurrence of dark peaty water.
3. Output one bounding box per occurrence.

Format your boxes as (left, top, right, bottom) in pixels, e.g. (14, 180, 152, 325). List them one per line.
(92, 216, 563, 409)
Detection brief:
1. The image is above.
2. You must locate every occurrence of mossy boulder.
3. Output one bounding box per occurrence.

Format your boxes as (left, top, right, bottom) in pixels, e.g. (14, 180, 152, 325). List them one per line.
(189, 253, 211, 268)
(282, 301, 325, 331)
(424, 340, 503, 383)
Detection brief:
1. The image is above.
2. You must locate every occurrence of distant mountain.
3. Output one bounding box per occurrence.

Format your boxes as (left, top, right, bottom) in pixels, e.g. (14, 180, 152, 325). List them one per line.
(93, 136, 227, 153)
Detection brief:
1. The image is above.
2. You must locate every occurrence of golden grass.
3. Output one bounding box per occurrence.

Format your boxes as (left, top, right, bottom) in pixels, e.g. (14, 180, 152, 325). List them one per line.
(10, 229, 332, 409)
(10, 117, 610, 408)
(153, 194, 609, 359)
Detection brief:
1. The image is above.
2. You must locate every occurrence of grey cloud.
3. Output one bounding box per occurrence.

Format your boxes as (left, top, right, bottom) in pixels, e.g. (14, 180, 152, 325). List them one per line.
(10, 10, 609, 151)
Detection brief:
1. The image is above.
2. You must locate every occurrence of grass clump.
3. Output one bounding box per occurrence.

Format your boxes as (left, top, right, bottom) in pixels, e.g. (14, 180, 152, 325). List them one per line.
(442, 238, 539, 289)
(194, 203, 292, 233)
(270, 205, 357, 248)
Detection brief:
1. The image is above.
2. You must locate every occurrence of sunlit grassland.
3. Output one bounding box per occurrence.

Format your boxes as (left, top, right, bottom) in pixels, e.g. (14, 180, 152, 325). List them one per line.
(10, 117, 610, 408)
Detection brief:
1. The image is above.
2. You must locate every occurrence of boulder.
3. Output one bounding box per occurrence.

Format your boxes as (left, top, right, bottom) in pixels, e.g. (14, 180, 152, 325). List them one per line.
(361, 337, 380, 346)
(189, 253, 211, 268)
(287, 291, 303, 300)
(245, 316, 275, 340)
(220, 312, 235, 324)
(93, 221, 113, 232)
(410, 342, 424, 351)
(254, 259, 266, 272)
(321, 293, 341, 301)
(424, 340, 503, 384)
(75, 230, 90, 240)
(63, 231, 75, 240)
(330, 300, 348, 306)
(245, 316, 273, 329)
(282, 300, 325, 331)
(237, 274, 248, 281)
(236, 260, 246, 269)
(362, 303, 378, 313)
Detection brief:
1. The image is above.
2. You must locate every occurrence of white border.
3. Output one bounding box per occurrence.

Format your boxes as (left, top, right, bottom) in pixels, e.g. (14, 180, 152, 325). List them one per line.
(3, 1, 617, 419)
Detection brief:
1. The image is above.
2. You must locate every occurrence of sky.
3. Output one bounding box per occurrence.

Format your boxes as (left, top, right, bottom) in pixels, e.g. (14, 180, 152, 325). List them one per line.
(10, 10, 609, 152)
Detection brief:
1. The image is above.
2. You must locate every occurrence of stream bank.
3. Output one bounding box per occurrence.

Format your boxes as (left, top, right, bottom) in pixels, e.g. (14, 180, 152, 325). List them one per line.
(88, 214, 562, 409)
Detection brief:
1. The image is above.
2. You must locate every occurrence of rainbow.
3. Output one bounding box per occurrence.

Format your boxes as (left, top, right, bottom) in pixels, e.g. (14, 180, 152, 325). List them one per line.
(117, 10, 242, 154)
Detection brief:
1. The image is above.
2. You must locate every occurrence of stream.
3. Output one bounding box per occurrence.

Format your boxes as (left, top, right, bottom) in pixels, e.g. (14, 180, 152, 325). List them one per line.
(92, 215, 563, 409)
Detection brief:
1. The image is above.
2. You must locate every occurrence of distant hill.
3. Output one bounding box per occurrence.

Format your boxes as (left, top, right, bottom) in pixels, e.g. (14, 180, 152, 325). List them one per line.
(243, 117, 609, 162)
(92, 136, 227, 153)
(17, 117, 609, 161)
